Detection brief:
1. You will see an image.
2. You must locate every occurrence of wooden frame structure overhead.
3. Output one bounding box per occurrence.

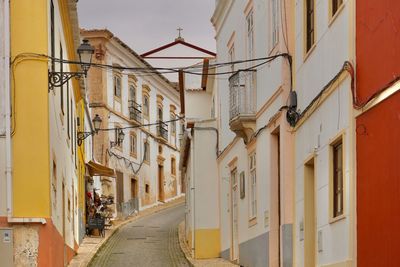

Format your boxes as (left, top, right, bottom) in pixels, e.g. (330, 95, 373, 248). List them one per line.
(140, 39, 216, 59)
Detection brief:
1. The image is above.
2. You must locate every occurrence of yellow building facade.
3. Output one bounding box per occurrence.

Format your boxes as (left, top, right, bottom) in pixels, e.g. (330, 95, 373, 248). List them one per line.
(0, 0, 87, 265)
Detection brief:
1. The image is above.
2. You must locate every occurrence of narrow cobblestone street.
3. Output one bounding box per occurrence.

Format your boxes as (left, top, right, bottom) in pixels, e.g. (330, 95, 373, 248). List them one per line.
(89, 204, 189, 267)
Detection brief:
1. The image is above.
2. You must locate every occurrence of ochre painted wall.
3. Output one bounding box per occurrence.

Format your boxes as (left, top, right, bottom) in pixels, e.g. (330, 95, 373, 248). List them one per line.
(11, 0, 51, 217)
(356, 92, 400, 267)
(194, 229, 221, 259)
(356, 1, 400, 101)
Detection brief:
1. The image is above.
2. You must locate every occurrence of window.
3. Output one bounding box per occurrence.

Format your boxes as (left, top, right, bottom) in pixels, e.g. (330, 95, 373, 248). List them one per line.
(143, 96, 149, 117)
(115, 126, 122, 149)
(332, 140, 343, 218)
(171, 157, 176, 176)
(130, 132, 137, 157)
(144, 140, 150, 163)
(246, 11, 254, 61)
(240, 171, 245, 199)
(145, 184, 150, 194)
(271, 0, 279, 47)
(249, 152, 257, 219)
(331, 0, 343, 17)
(114, 75, 122, 98)
(129, 85, 136, 102)
(228, 45, 235, 72)
(170, 113, 176, 135)
(246, 10, 256, 91)
(305, 0, 315, 52)
(158, 107, 163, 121)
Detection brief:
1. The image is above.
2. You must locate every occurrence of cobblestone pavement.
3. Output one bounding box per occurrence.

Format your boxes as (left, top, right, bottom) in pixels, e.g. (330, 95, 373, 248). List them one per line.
(89, 204, 189, 267)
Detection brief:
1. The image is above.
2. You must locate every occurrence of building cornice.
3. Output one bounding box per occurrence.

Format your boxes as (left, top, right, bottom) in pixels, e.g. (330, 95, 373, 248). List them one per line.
(211, 0, 233, 38)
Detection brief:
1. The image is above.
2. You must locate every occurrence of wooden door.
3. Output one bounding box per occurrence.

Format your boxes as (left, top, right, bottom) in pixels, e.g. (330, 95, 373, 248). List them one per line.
(158, 165, 164, 201)
(116, 171, 124, 204)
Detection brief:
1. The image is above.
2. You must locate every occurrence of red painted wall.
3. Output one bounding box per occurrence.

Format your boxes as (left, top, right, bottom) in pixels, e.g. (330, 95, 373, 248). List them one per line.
(356, 0, 400, 102)
(356, 1, 400, 266)
(356, 92, 400, 266)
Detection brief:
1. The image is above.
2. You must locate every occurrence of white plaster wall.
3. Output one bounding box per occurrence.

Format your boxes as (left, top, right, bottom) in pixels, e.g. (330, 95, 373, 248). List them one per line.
(185, 90, 213, 120)
(193, 120, 219, 229)
(48, 0, 80, 250)
(214, 0, 293, 258)
(295, 0, 350, 112)
(294, 80, 352, 267)
(100, 40, 181, 210)
(294, 0, 353, 266)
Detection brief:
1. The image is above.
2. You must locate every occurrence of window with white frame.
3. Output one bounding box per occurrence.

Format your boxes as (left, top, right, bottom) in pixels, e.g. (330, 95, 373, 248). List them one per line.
(229, 44, 235, 72)
(271, 0, 279, 47)
(332, 139, 344, 217)
(130, 132, 137, 157)
(249, 152, 257, 219)
(247, 10, 254, 61)
(170, 113, 176, 135)
(114, 74, 122, 98)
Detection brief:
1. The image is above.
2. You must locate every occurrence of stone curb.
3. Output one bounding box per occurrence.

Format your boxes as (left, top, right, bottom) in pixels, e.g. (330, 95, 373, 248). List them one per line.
(69, 196, 185, 267)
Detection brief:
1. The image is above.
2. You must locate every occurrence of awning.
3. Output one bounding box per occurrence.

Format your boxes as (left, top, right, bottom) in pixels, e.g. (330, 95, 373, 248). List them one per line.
(86, 160, 115, 177)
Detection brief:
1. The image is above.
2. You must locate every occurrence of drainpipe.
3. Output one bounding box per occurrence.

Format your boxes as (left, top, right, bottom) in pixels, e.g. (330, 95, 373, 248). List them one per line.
(5, 1, 45, 224)
(188, 129, 195, 256)
(4, 0, 12, 220)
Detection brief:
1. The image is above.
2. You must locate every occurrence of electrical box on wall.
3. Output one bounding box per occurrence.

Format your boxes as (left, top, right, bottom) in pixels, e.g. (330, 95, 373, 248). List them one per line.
(0, 228, 13, 267)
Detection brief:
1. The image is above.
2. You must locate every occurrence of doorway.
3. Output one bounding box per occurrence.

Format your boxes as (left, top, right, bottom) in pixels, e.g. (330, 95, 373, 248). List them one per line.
(131, 178, 138, 198)
(116, 171, 124, 204)
(271, 129, 281, 267)
(230, 168, 239, 262)
(158, 165, 164, 202)
(304, 158, 316, 267)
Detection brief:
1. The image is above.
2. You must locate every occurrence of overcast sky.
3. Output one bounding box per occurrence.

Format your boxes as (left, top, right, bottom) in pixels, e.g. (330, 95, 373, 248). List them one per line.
(77, 0, 216, 55)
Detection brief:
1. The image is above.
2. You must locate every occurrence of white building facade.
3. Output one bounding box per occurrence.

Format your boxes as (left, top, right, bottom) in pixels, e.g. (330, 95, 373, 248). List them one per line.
(82, 29, 182, 217)
(293, 0, 356, 266)
(211, 0, 295, 266)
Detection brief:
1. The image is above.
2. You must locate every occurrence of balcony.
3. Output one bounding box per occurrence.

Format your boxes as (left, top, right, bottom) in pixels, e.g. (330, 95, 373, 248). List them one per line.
(128, 100, 142, 123)
(229, 70, 257, 144)
(156, 120, 168, 141)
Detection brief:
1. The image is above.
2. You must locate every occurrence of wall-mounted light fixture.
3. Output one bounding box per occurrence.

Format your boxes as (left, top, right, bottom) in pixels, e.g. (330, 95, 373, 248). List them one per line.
(48, 39, 94, 90)
(110, 129, 125, 148)
(77, 114, 102, 146)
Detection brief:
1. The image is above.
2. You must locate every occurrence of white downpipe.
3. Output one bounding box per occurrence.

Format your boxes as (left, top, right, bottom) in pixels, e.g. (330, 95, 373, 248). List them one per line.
(4, 1, 45, 225)
(4, 0, 12, 220)
(188, 130, 195, 255)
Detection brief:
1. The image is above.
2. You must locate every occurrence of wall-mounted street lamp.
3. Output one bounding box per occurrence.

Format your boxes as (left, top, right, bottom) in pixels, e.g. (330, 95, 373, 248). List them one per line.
(48, 39, 95, 89)
(77, 114, 102, 146)
(110, 129, 125, 148)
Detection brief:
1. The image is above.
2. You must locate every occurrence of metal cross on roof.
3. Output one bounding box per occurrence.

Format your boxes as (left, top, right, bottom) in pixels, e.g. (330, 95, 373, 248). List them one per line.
(177, 27, 183, 38)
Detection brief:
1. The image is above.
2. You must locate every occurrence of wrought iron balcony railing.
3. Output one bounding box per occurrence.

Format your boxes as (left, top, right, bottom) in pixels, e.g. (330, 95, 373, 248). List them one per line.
(156, 120, 168, 140)
(229, 70, 257, 121)
(128, 100, 142, 123)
